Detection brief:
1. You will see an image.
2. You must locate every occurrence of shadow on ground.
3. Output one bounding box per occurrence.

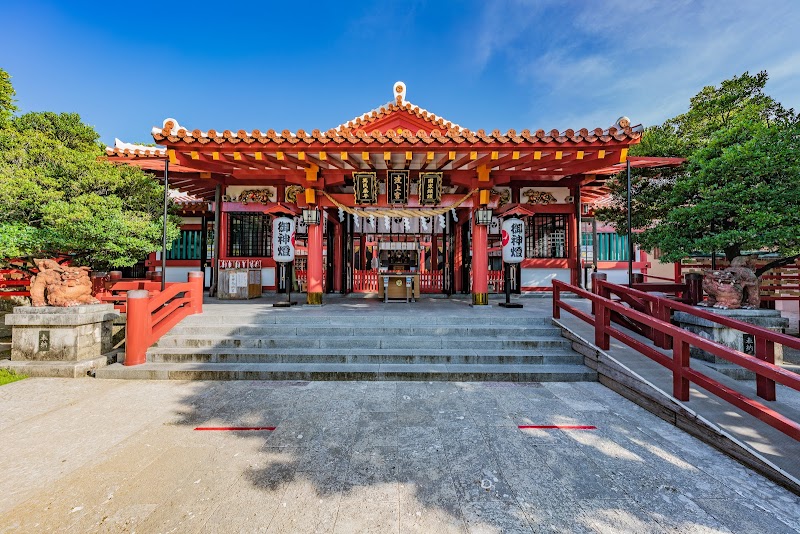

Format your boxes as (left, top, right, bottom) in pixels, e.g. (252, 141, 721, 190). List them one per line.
(164, 378, 800, 533)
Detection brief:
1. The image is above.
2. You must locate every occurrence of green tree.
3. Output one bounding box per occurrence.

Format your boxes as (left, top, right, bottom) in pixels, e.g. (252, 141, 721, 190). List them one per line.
(596, 71, 800, 267)
(0, 68, 179, 270)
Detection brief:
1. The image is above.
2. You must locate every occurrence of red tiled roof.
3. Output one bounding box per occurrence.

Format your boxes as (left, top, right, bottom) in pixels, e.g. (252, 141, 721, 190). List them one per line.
(151, 82, 643, 148)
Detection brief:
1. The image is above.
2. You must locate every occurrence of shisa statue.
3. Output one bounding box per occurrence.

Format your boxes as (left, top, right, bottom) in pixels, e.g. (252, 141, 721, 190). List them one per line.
(699, 256, 760, 309)
(29, 259, 100, 307)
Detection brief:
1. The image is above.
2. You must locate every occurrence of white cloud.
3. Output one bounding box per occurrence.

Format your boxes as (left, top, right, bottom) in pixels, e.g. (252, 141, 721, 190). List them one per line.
(468, 0, 800, 128)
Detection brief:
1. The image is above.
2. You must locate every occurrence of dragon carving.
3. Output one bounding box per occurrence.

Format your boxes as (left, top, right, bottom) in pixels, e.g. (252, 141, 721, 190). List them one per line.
(285, 185, 305, 203)
(699, 256, 760, 309)
(29, 259, 99, 307)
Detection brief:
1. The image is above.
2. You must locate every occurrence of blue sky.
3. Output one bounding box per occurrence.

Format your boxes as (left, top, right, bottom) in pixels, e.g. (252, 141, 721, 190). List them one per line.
(3, 0, 799, 146)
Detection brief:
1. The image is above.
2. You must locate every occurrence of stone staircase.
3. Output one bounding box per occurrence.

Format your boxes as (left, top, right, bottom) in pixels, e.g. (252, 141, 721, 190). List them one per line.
(96, 305, 597, 382)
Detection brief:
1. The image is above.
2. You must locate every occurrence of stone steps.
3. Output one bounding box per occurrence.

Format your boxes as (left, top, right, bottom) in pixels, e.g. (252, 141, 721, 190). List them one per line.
(94, 306, 597, 382)
(144, 347, 584, 365)
(95, 362, 597, 382)
(151, 335, 571, 350)
(167, 325, 561, 337)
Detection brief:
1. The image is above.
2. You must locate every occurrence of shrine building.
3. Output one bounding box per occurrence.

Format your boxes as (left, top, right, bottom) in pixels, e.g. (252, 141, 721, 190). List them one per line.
(106, 81, 681, 305)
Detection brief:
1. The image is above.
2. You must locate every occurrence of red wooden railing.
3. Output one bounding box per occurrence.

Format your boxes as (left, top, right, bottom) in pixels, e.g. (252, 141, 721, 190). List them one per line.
(488, 270, 504, 293)
(351, 270, 446, 293)
(553, 279, 800, 441)
(295, 270, 326, 292)
(124, 272, 204, 366)
(419, 272, 443, 293)
(353, 270, 378, 292)
(0, 269, 30, 297)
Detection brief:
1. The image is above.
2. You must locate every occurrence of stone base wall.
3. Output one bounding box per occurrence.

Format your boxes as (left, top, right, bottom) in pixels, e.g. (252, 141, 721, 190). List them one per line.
(6, 304, 119, 362)
(674, 308, 790, 364)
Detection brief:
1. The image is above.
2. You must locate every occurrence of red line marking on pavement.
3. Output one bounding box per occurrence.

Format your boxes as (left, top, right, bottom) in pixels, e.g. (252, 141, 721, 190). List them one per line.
(193, 427, 276, 431)
(518, 425, 596, 430)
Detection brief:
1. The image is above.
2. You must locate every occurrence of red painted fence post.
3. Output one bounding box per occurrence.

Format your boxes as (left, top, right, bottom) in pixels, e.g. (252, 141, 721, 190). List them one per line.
(590, 272, 606, 314)
(125, 289, 151, 366)
(594, 298, 610, 350)
(188, 271, 204, 315)
(552, 282, 561, 319)
(672, 335, 691, 401)
(755, 337, 777, 401)
(685, 273, 703, 306)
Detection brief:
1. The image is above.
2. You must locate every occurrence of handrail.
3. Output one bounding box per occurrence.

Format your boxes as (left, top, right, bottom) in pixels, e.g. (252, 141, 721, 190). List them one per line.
(553, 279, 800, 441)
(124, 272, 203, 366)
(597, 279, 800, 352)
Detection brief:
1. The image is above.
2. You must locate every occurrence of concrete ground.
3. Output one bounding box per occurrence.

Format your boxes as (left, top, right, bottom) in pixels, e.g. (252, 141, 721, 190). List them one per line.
(2, 378, 800, 533)
(555, 298, 800, 483)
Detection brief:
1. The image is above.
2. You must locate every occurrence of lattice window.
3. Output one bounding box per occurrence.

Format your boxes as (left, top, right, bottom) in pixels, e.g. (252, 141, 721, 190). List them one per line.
(227, 213, 271, 257)
(525, 215, 568, 258)
(168, 230, 204, 260)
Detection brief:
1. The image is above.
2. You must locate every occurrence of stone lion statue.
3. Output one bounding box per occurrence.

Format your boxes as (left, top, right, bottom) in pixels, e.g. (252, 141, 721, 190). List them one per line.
(30, 259, 100, 307)
(699, 256, 760, 309)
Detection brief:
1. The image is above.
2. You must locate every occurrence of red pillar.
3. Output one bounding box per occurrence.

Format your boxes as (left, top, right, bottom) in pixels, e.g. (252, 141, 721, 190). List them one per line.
(471, 214, 488, 305)
(124, 289, 151, 366)
(333, 223, 342, 292)
(188, 271, 204, 314)
(307, 221, 324, 305)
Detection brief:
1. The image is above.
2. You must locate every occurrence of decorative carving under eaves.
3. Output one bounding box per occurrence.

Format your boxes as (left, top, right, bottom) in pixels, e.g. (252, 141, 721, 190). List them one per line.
(490, 188, 511, 206)
(524, 190, 557, 205)
(285, 185, 305, 204)
(237, 189, 275, 204)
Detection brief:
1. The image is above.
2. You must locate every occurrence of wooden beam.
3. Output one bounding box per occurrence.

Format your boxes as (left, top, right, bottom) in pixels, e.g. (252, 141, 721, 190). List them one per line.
(175, 151, 234, 175)
(433, 151, 458, 171)
(497, 151, 541, 171)
(313, 151, 344, 170)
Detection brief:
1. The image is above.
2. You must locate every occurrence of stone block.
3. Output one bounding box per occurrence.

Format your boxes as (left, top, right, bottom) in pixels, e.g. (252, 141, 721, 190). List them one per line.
(7, 304, 119, 363)
(674, 308, 789, 369)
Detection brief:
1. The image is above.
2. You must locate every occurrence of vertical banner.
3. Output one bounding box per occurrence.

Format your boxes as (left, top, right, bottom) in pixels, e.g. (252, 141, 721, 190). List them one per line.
(354, 172, 378, 204)
(387, 170, 409, 204)
(272, 217, 296, 262)
(501, 218, 525, 263)
(418, 172, 442, 205)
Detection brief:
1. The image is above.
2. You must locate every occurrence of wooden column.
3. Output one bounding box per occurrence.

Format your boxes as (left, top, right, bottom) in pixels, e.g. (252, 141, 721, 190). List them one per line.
(307, 221, 324, 305)
(471, 214, 488, 305)
(333, 222, 342, 293)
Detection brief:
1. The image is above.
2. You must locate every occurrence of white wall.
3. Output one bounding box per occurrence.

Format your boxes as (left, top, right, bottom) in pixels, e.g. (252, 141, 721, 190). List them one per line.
(521, 268, 571, 288)
(154, 266, 212, 287)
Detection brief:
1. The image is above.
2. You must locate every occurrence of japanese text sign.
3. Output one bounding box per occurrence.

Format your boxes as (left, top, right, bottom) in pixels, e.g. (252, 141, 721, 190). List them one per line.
(272, 217, 296, 262)
(501, 218, 525, 264)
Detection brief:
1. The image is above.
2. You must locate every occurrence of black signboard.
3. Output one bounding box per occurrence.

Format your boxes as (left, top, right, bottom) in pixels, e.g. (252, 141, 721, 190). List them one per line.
(353, 172, 378, 204)
(743, 333, 755, 355)
(387, 170, 409, 204)
(418, 172, 442, 205)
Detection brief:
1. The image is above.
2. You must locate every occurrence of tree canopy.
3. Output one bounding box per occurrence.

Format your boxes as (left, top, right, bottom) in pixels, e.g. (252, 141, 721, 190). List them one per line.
(0, 68, 179, 270)
(596, 71, 800, 264)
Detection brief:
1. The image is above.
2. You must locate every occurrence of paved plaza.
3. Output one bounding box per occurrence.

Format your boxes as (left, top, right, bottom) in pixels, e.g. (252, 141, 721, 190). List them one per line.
(2, 377, 799, 533)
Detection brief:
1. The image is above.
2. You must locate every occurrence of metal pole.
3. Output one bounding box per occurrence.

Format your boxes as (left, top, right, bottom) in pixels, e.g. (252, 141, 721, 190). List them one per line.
(575, 187, 582, 288)
(210, 184, 221, 297)
(626, 158, 633, 287)
(161, 159, 169, 292)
